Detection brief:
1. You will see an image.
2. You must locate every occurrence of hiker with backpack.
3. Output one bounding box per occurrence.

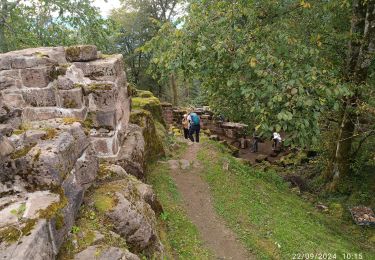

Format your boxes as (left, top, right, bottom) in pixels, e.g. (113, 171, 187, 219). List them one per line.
(187, 112, 201, 143)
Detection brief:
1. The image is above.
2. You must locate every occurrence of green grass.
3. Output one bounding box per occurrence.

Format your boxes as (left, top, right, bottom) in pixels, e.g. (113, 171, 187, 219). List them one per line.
(197, 140, 375, 260)
(147, 160, 212, 259)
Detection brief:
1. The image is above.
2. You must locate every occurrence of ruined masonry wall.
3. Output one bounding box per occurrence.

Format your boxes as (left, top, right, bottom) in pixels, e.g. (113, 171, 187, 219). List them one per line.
(0, 45, 132, 259)
(0, 45, 130, 158)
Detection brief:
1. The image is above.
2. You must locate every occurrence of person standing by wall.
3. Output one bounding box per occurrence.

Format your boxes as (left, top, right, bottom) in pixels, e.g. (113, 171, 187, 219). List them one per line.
(188, 112, 201, 143)
(271, 129, 282, 151)
(182, 114, 189, 139)
(251, 128, 259, 153)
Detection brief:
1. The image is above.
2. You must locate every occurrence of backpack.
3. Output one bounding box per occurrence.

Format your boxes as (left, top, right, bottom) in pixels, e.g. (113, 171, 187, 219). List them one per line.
(190, 113, 200, 125)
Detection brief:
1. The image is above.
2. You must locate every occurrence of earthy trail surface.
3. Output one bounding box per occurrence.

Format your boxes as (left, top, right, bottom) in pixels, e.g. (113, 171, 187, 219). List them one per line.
(169, 142, 254, 260)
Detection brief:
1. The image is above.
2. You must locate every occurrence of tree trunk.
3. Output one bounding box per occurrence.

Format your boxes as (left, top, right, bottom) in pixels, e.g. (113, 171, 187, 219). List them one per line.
(170, 73, 178, 106)
(329, 0, 375, 191)
(0, 23, 8, 53)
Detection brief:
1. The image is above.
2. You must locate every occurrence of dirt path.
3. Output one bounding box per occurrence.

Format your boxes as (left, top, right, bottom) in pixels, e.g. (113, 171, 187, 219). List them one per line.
(170, 143, 254, 260)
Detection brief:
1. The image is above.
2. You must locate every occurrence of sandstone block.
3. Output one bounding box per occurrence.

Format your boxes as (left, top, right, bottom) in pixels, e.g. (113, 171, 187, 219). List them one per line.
(90, 135, 119, 157)
(22, 107, 87, 122)
(0, 135, 14, 158)
(0, 219, 55, 260)
(85, 82, 118, 110)
(22, 87, 56, 107)
(20, 67, 51, 88)
(89, 110, 117, 130)
(75, 246, 139, 260)
(65, 45, 98, 62)
(56, 88, 84, 109)
(74, 54, 123, 81)
(109, 124, 145, 179)
(100, 178, 163, 255)
(0, 70, 21, 90)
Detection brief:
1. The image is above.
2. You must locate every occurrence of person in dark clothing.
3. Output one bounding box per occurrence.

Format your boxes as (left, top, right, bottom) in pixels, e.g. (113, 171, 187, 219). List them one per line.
(188, 112, 201, 142)
(251, 128, 259, 153)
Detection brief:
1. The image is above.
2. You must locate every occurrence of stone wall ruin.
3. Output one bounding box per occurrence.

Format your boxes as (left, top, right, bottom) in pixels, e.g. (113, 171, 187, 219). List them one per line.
(0, 46, 163, 259)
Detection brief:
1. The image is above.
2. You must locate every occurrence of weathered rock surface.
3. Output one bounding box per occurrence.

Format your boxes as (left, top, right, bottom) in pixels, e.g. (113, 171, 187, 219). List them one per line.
(110, 124, 145, 179)
(101, 178, 163, 256)
(75, 246, 140, 260)
(0, 45, 164, 259)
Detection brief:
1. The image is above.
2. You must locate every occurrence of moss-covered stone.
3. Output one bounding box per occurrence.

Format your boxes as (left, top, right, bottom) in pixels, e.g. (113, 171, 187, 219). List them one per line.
(10, 143, 36, 160)
(86, 83, 112, 92)
(132, 96, 165, 126)
(49, 65, 68, 81)
(38, 187, 68, 231)
(62, 117, 80, 125)
(41, 128, 57, 140)
(130, 109, 165, 162)
(0, 219, 37, 244)
(65, 46, 81, 61)
(136, 90, 154, 98)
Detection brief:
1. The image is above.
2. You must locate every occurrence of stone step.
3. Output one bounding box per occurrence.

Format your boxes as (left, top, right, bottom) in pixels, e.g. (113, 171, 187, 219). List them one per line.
(22, 107, 87, 122)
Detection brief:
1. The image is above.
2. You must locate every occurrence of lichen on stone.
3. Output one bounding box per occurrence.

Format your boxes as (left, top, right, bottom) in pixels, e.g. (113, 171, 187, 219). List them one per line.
(41, 128, 57, 140)
(10, 143, 36, 159)
(49, 65, 68, 80)
(0, 219, 37, 244)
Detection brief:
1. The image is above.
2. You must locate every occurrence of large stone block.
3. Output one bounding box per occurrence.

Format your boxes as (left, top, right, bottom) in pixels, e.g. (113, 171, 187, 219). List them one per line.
(0, 70, 22, 90)
(56, 88, 84, 109)
(1, 90, 26, 107)
(85, 82, 119, 110)
(0, 47, 67, 69)
(0, 219, 55, 260)
(20, 67, 51, 88)
(88, 110, 117, 130)
(22, 107, 87, 122)
(109, 124, 145, 179)
(90, 134, 119, 157)
(90, 175, 163, 256)
(65, 45, 97, 62)
(74, 54, 124, 81)
(75, 246, 139, 260)
(22, 87, 56, 107)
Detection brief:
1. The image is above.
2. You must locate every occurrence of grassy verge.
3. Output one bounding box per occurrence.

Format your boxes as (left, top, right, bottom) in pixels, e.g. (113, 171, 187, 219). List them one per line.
(197, 140, 375, 260)
(147, 142, 212, 259)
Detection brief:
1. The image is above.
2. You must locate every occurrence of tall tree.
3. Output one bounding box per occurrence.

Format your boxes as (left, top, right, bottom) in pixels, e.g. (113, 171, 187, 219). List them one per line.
(112, 0, 185, 101)
(331, 0, 375, 190)
(0, 0, 20, 52)
(146, 0, 375, 189)
(0, 0, 113, 53)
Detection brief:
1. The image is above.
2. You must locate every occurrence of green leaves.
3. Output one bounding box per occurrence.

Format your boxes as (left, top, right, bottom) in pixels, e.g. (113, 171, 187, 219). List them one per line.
(144, 0, 355, 146)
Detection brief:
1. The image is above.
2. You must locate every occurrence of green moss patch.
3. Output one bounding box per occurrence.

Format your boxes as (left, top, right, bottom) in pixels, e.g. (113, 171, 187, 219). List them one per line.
(41, 128, 57, 140)
(0, 219, 37, 244)
(10, 143, 36, 159)
(136, 90, 154, 98)
(132, 96, 165, 125)
(130, 109, 165, 161)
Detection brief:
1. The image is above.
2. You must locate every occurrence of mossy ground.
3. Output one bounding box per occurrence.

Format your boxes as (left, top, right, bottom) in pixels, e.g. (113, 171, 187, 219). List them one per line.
(196, 139, 375, 259)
